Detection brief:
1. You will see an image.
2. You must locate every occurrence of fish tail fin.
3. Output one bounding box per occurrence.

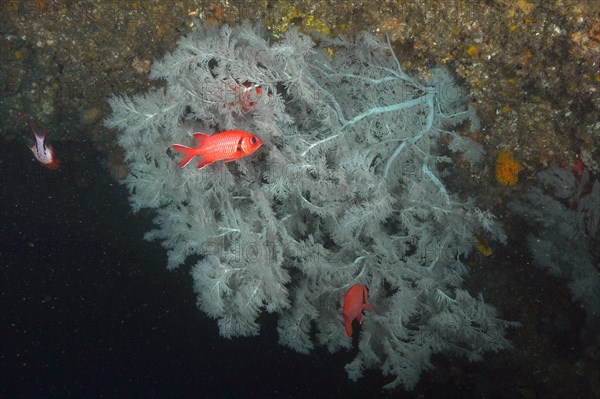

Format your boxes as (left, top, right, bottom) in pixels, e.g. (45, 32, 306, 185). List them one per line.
(172, 144, 200, 168)
(29, 122, 47, 141)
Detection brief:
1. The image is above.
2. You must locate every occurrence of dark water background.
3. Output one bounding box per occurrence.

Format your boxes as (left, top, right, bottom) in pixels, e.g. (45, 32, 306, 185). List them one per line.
(0, 138, 392, 398)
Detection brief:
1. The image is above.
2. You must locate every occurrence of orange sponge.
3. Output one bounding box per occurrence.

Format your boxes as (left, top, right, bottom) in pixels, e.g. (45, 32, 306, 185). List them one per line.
(495, 150, 522, 186)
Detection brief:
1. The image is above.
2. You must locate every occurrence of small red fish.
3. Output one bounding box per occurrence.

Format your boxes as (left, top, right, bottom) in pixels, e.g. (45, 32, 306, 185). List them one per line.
(29, 124, 59, 169)
(342, 284, 375, 337)
(172, 130, 262, 169)
(230, 82, 264, 113)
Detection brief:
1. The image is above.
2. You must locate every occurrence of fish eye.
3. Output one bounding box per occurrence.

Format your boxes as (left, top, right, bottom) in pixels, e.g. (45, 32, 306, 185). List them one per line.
(251, 136, 257, 145)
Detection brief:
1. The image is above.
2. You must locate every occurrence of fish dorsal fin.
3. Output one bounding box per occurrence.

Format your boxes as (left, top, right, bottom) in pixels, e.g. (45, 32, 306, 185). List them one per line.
(193, 133, 208, 147)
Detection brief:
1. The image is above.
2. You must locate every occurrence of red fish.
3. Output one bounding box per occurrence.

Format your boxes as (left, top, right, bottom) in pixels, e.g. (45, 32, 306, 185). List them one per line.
(29, 124, 59, 169)
(342, 284, 375, 337)
(230, 82, 264, 112)
(172, 130, 262, 169)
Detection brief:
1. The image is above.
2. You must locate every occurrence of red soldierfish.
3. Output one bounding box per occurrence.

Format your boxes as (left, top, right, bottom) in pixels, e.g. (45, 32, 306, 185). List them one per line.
(29, 124, 59, 169)
(172, 130, 262, 169)
(230, 82, 264, 113)
(342, 284, 375, 337)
